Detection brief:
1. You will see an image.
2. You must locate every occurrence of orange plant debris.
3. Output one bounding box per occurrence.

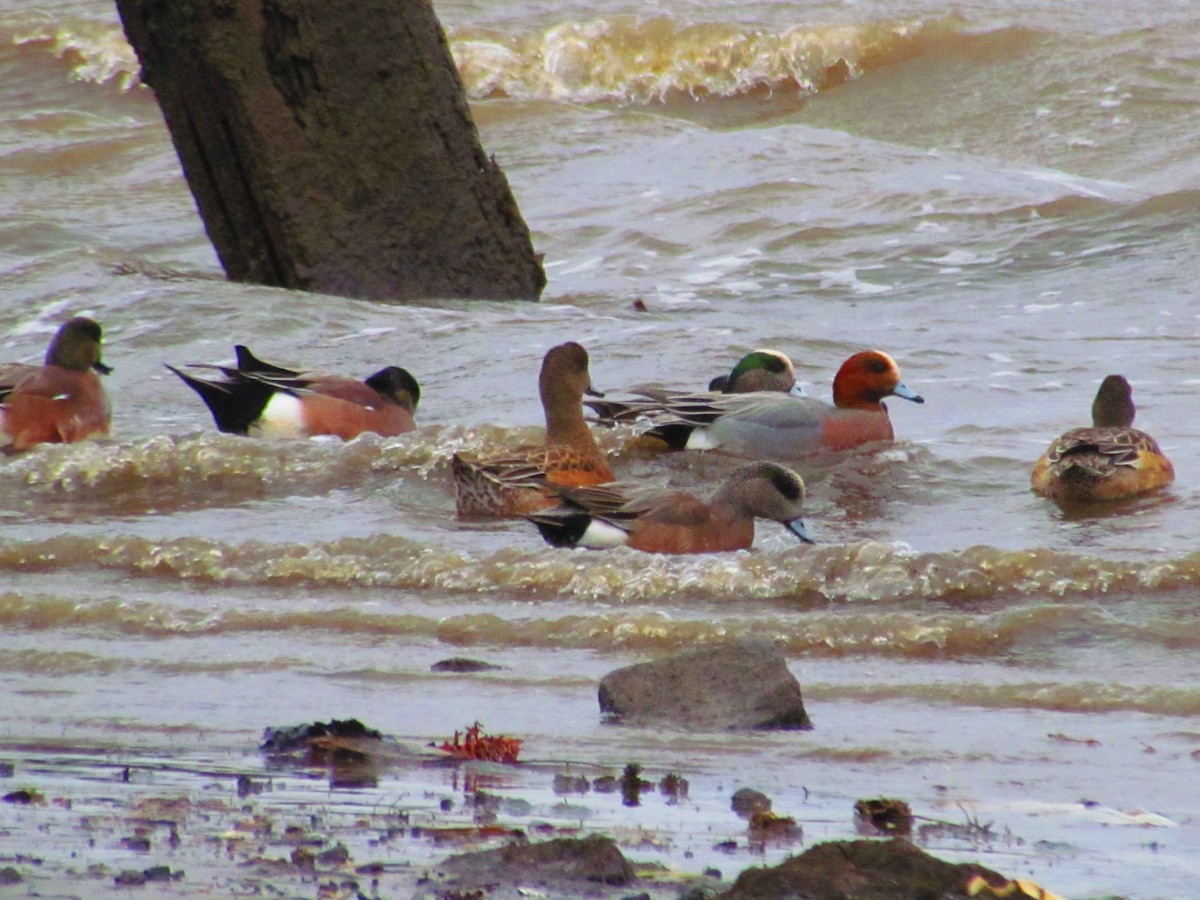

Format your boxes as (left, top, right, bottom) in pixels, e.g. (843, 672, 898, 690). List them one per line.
(438, 722, 522, 763)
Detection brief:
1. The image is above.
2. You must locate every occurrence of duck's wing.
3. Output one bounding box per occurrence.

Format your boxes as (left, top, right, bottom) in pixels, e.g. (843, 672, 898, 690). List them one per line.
(587, 390, 749, 426)
(0, 364, 40, 403)
(1047, 426, 1153, 469)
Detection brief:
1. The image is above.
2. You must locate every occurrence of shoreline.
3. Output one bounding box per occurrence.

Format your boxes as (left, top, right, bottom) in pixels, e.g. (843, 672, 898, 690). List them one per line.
(0, 729, 1127, 899)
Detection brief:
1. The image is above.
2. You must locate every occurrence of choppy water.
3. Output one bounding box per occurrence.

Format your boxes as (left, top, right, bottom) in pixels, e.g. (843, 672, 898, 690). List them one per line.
(2, 0, 1200, 896)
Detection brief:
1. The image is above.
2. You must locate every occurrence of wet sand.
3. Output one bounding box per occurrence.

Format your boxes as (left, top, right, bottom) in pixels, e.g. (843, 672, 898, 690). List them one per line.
(0, 738, 715, 899)
(0, 710, 1169, 900)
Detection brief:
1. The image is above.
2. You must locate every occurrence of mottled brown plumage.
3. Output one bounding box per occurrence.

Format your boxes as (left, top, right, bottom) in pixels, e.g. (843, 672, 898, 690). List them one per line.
(1031, 374, 1174, 502)
(453, 342, 613, 518)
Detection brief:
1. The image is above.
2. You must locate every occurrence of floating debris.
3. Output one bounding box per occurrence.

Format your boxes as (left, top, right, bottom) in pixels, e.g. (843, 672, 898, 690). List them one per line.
(438, 722, 522, 764)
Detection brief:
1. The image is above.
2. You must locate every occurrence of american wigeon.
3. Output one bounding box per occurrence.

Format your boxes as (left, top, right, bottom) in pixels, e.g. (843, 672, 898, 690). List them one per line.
(589, 348, 805, 423)
(590, 349, 923, 457)
(526, 460, 814, 554)
(1031, 374, 1174, 502)
(0, 317, 112, 450)
(453, 341, 614, 518)
(167, 345, 419, 440)
(708, 349, 807, 395)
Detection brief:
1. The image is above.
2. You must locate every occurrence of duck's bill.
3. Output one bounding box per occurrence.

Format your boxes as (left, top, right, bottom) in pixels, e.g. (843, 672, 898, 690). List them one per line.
(93, 361, 114, 375)
(586, 385, 606, 398)
(787, 383, 807, 397)
(892, 381, 924, 404)
(786, 517, 815, 544)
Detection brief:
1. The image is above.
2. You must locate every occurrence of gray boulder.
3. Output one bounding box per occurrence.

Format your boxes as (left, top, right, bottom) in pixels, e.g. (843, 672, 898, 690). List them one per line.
(598, 638, 812, 730)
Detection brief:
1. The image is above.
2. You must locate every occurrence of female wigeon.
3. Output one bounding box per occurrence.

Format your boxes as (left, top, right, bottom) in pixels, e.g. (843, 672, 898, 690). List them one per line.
(1031, 374, 1174, 502)
(0, 317, 112, 450)
(526, 460, 813, 554)
(167, 345, 419, 440)
(591, 349, 923, 457)
(453, 341, 614, 518)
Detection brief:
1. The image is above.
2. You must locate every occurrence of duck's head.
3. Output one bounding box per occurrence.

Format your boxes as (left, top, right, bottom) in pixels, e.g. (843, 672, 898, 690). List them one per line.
(832, 350, 922, 410)
(540, 341, 603, 403)
(45, 317, 111, 375)
(1091, 374, 1135, 428)
(725, 349, 804, 396)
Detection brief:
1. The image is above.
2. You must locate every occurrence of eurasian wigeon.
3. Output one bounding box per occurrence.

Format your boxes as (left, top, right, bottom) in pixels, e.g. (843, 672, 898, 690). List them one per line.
(590, 349, 923, 457)
(0, 317, 112, 450)
(1031, 374, 1174, 503)
(167, 345, 419, 440)
(526, 460, 813, 554)
(453, 341, 614, 518)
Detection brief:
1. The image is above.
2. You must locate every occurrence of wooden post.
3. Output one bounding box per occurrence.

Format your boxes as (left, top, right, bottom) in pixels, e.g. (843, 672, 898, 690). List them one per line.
(116, 0, 546, 301)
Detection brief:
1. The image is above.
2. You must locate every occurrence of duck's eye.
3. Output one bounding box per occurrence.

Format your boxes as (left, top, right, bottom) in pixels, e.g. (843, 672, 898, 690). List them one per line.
(766, 467, 802, 501)
(767, 357, 785, 372)
(868, 359, 889, 374)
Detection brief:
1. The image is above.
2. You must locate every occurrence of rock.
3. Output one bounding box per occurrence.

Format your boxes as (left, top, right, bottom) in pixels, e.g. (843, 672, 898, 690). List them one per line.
(552, 773, 591, 794)
(431, 657, 501, 673)
(730, 788, 772, 817)
(719, 838, 1010, 899)
(437, 835, 635, 891)
(598, 639, 812, 730)
(1, 789, 41, 805)
(259, 719, 381, 755)
(854, 797, 914, 836)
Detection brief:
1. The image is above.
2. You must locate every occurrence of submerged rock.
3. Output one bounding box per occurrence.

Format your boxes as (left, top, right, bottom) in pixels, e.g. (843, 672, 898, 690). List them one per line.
(598, 638, 812, 730)
(731, 787, 772, 817)
(431, 657, 502, 673)
(259, 718, 382, 755)
(435, 834, 635, 892)
(719, 838, 1009, 899)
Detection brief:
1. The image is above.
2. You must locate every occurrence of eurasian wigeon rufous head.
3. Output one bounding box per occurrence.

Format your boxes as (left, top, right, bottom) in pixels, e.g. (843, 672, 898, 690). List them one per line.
(831, 350, 923, 410)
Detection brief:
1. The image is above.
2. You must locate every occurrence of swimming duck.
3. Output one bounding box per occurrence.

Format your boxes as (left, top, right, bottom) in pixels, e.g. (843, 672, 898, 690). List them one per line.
(1031, 374, 1174, 502)
(527, 460, 813, 553)
(709, 349, 806, 395)
(0, 317, 112, 450)
(587, 348, 805, 424)
(453, 341, 614, 518)
(590, 349, 923, 457)
(167, 345, 419, 440)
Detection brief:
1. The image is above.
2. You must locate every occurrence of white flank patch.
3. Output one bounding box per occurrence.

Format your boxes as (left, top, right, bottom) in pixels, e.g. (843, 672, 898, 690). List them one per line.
(685, 427, 721, 451)
(251, 393, 307, 439)
(577, 519, 630, 549)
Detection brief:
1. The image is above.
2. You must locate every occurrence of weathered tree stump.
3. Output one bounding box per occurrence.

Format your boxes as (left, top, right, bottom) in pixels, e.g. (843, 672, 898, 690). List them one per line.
(116, 0, 545, 301)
